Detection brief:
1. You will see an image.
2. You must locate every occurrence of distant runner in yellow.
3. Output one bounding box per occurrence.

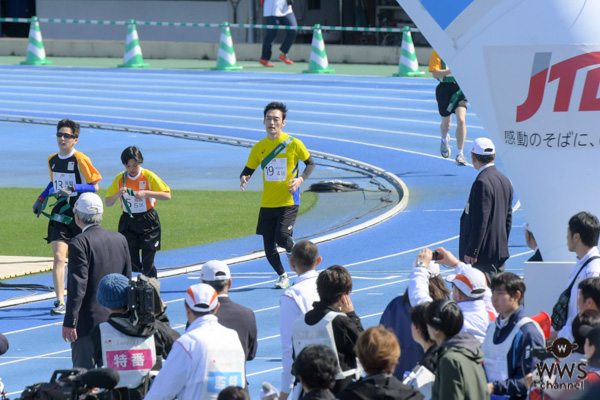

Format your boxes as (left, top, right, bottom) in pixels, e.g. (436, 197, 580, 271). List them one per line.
(106, 146, 171, 278)
(240, 102, 316, 289)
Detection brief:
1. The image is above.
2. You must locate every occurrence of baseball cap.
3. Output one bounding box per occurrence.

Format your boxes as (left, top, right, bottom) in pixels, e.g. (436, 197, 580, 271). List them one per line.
(201, 260, 231, 281)
(74, 192, 104, 215)
(446, 268, 487, 299)
(471, 137, 496, 155)
(96, 273, 130, 309)
(185, 283, 219, 312)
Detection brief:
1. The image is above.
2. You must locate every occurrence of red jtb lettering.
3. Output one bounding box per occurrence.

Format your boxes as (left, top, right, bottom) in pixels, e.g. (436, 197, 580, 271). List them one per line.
(516, 52, 600, 122)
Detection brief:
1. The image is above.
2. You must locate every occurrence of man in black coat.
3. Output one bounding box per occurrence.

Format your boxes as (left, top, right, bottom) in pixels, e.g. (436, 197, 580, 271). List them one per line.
(459, 137, 513, 284)
(61, 193, 132, 369)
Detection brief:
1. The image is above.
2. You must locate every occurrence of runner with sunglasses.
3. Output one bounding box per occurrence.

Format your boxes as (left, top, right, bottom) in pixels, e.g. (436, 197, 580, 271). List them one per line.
(32, 119, 102, 315)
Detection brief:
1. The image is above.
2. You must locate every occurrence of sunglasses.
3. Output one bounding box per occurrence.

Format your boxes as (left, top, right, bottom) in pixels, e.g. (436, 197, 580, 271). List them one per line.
(56, 132, 77, 139)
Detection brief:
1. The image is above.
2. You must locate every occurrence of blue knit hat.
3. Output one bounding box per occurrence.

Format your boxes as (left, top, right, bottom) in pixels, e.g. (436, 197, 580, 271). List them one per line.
(97, 273, 130, 309)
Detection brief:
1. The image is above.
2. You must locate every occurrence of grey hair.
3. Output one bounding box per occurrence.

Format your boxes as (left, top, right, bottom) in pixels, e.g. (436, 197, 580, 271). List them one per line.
(76, 210, 103, 225)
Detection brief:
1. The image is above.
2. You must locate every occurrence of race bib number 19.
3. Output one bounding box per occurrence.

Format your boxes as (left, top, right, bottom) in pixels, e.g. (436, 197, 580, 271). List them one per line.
(264, 158, 287, 182)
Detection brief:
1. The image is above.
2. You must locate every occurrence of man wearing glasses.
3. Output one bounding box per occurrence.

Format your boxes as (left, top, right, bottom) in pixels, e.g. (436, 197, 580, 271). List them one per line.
(32, 119, 102, 315)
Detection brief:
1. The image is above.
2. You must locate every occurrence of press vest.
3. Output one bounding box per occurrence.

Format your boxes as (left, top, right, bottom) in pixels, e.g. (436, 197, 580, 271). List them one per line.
(100, 322, 156, 389)
(482, 317, 544, 383)
(292, 311, 357, 380)
(403, 365, 435, 399)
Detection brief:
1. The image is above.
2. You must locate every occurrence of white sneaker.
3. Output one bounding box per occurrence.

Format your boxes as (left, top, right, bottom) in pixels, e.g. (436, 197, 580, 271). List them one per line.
(455, 153, 467, 166)
(274, 274, 290, 289)
(440, 140, 451, 158)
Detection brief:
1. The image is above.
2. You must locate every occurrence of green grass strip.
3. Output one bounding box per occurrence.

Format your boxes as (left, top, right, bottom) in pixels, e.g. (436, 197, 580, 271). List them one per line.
(1, 188, 317, 257)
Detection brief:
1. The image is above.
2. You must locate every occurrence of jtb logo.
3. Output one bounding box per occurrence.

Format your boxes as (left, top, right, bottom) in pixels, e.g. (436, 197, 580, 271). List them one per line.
(516, 52, 600, 122)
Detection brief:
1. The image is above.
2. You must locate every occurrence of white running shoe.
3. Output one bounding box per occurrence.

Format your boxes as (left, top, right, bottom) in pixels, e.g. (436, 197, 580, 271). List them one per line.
(440, 140, 451, 158)
(274, 273, 290, 289)
(455, 153, 467, 166)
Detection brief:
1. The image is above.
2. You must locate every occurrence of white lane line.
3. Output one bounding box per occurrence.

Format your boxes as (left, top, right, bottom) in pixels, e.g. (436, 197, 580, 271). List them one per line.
(0, 81, 435, 103)
(423, 209, 464, 212)
(4, 321, 62, 335)
(2, 92, 486, 128)
(345, 235, 460, 267)
(0, 349, 70, 366)
(0, 69, 437, 88)
(0, 103, 459, 141)
(257, 335, 280, 342)
(0, 110, 477, 163)
(351, 275, 403, 280)
(0, 88, 478, 116)
(247, 367, 283, 377)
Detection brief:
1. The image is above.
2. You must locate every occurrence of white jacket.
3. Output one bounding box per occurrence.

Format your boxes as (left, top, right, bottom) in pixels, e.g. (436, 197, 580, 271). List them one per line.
(280, 270, 319, 393)
(144, 314, 245, 400)
(263, 0, 293, 17)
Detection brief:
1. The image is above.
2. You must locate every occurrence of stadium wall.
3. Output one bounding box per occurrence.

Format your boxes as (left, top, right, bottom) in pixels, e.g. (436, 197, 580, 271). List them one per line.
(0, 37, 432, 65)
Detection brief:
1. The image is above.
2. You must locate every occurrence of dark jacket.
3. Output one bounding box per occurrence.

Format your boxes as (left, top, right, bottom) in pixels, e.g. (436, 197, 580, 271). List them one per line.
(304, 389, 338, 399)
(336, 374, 424, 400)
(64, 225, 132, 337)
(418, 344, 439, 373)
(379, 295, 424, 379)
(459, 165, 513, 270)
(91, 312, 180, 400)
(528, 249, 542, 262)
(431, 332, 489, 400)
(215, 295, 258, 361)
(487, 306, 545, 399)
(303, 301, 364, 393)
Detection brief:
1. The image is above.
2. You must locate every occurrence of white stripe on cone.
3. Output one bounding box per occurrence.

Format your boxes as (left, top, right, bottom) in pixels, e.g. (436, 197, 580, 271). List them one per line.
(218, 48, 236, 66)
(311, 37, 325, 51)
(309, 53, 328, 68)
(126, 31, 138, 43)
(27, 44, 46, 59)
(220, 33, 234, 47)
(123, 47, 142, 63)
(401, 56, 418, 70)
(31, 29, 42, 42)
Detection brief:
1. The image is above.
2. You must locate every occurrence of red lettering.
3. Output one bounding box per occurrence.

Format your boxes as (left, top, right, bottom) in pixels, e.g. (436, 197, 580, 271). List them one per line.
(516, 69, 548, 122)
(548, 52, 600, 112)
(579, 67, 600, 111)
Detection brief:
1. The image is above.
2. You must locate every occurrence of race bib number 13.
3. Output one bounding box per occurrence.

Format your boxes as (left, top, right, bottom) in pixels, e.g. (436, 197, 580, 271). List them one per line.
(264, 158, 287, 182)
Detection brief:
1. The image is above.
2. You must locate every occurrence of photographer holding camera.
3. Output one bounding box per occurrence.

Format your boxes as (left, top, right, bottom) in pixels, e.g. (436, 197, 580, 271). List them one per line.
(89, 273, 179, 400)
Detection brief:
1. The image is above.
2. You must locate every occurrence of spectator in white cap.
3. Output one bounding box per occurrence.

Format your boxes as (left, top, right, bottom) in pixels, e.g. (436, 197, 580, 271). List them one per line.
(202, 260, 257, 391)
(62, 192, 132, 369)
(524, 222, 542, 262)
(411, 247, 494, 343)
(145, 283, 246, 400)
(459, 136, 513, 284)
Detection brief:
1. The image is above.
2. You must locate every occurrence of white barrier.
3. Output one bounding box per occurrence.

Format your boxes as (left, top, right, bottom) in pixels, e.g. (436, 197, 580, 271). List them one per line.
(523, 261, 572, 316)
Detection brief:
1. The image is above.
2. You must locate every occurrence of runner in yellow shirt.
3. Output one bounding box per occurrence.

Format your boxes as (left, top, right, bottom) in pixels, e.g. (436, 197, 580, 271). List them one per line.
(240, 102, 316, 289)
(106, 146, 171, 278)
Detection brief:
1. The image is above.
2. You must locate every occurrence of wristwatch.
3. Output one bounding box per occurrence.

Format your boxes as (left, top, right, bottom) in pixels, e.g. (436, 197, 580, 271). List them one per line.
(416, 261, 426, 269)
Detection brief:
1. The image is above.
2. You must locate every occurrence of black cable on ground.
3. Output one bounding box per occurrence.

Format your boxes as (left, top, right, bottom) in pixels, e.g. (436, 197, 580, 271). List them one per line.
(0, 282, 54, 292)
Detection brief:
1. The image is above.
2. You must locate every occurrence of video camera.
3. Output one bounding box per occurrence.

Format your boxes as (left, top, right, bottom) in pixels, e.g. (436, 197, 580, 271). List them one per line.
(18, 368, 118, 400)
(128, 275, 156, 326)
